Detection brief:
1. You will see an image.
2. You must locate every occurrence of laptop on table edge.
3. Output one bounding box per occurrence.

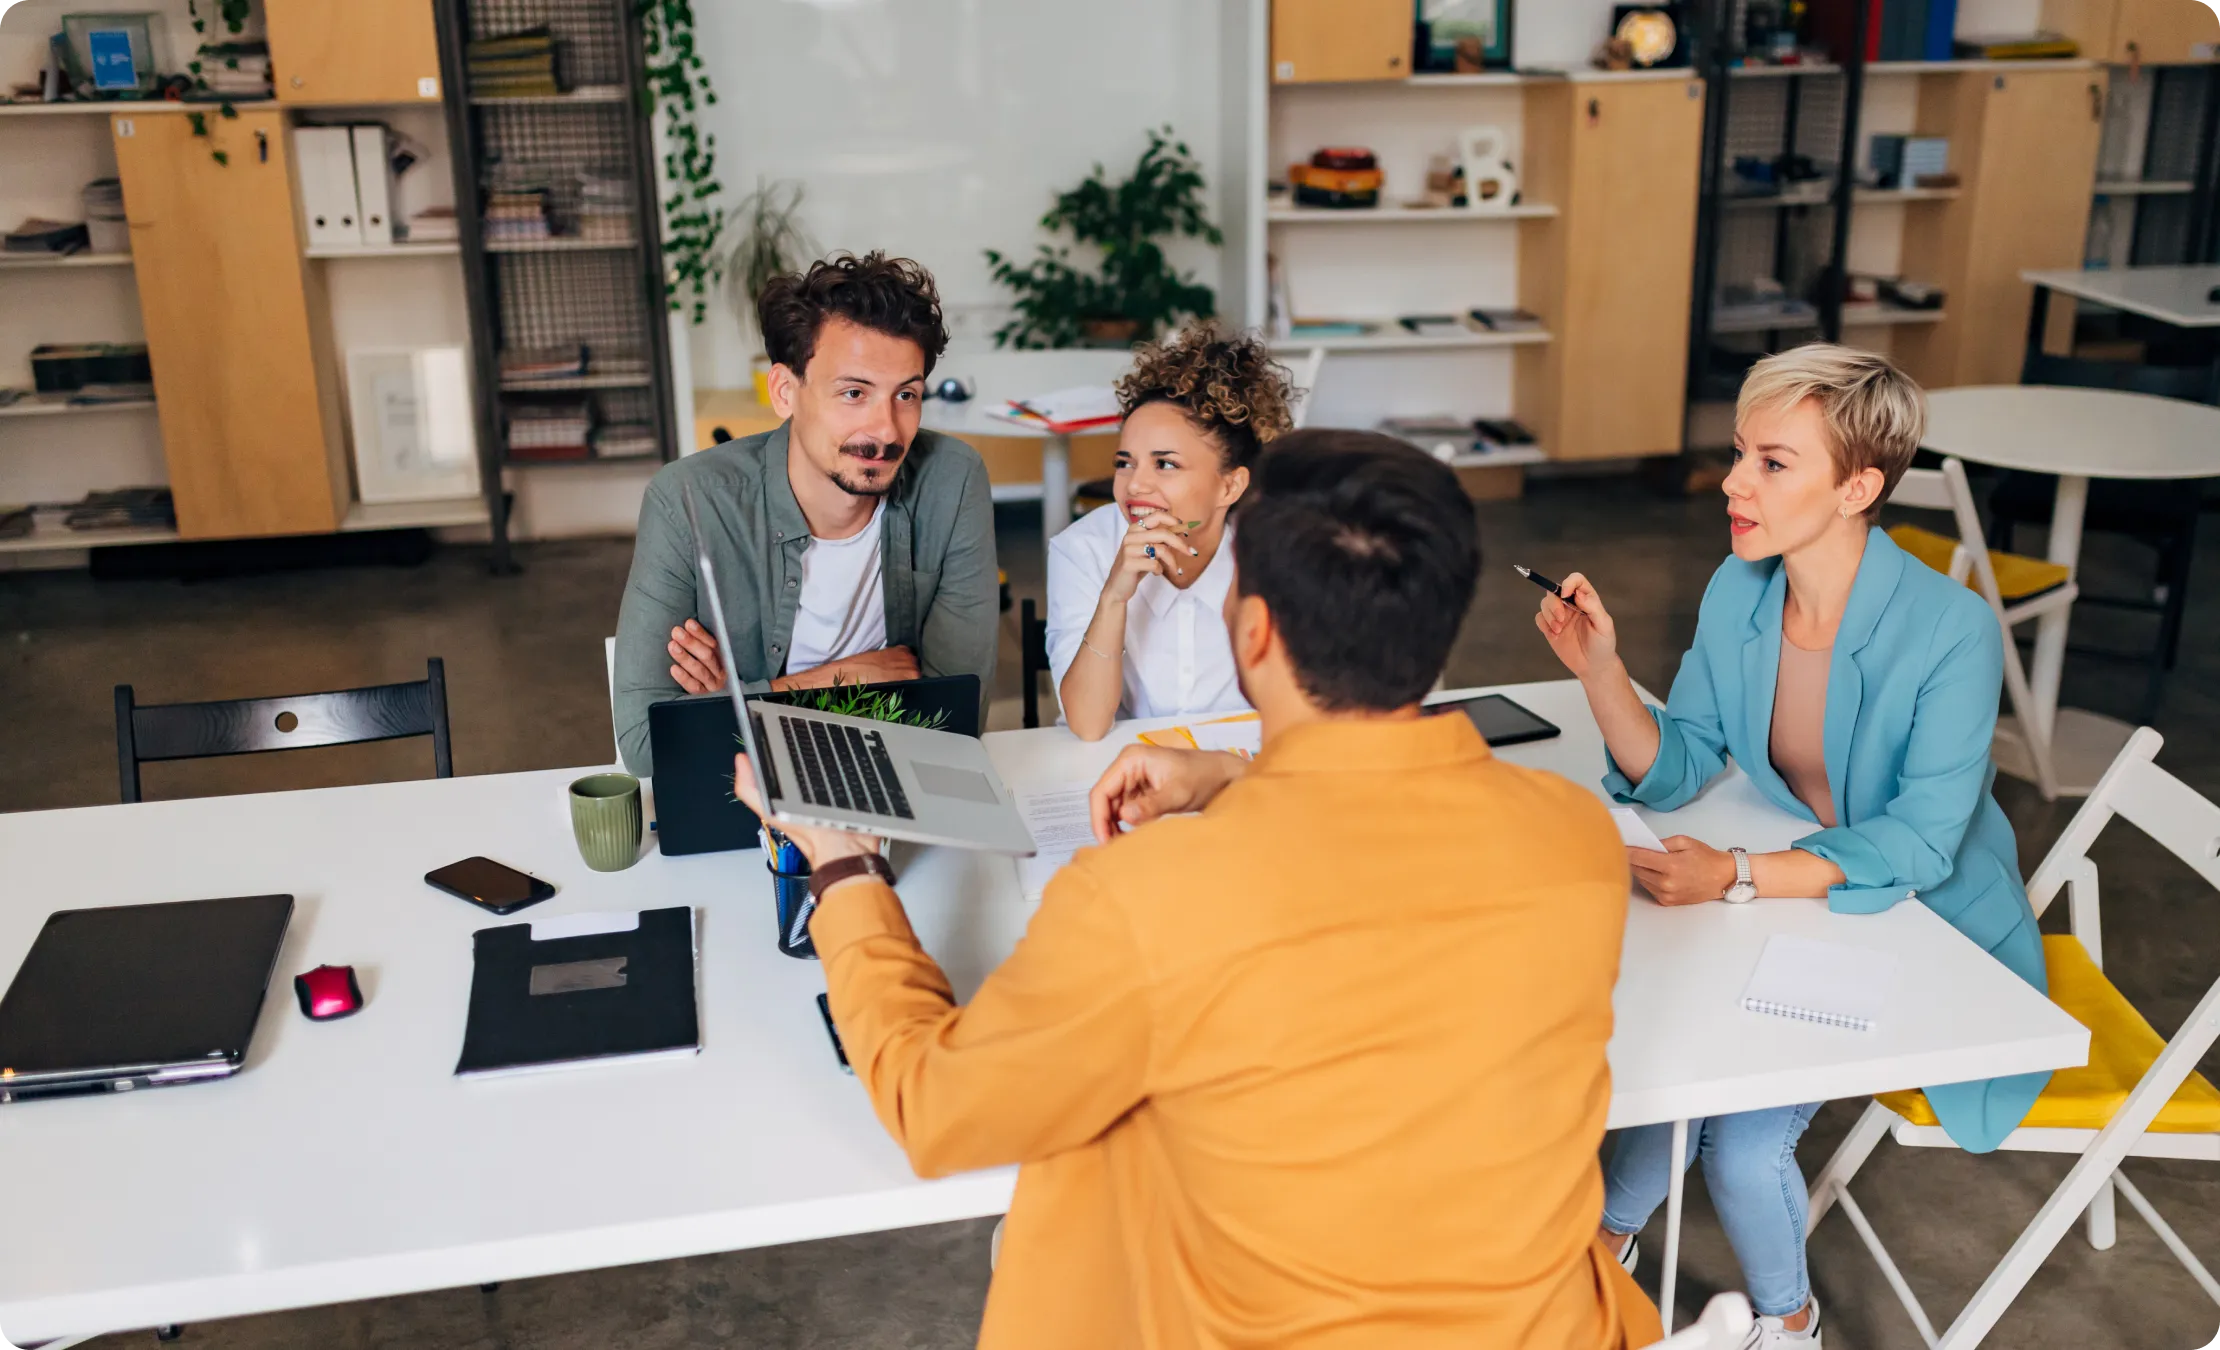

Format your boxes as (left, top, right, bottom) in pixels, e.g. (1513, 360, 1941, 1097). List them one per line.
(681, 484, 1035, 857)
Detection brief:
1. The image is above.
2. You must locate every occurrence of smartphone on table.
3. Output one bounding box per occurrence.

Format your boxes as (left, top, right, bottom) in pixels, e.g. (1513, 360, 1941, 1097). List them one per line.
(425, 857, 557, 915)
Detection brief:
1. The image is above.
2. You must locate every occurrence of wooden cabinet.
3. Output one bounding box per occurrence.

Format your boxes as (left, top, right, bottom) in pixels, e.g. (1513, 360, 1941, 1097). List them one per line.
(1515, 78, 1708, 461)
(2108, 0, 2219, 63)
(111, 109, 346, 539)
(1897, 69, 2106, 390)
(266, 0, 444, 105)
(1272, 0, 1411, 83)
(2041, 0, 2218, 63)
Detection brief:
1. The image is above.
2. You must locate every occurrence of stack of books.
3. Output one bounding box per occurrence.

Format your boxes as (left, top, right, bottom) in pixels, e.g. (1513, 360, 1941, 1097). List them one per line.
(62, 487, 174, 533)
(404, 206, 458, 244)
(499, 346, 589, 384)
(5, 218, 90, 256)
(575, 173, 630, 243)
(482, 186, 552, 243)
(198, 41, 271, 98)
(468, 28, 561, 99)
(590, 423, 659, 459)
(506, 401, 594, 460)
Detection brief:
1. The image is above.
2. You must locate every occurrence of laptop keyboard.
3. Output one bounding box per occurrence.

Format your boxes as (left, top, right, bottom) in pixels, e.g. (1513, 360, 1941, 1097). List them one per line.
(780, 716, 915, 820)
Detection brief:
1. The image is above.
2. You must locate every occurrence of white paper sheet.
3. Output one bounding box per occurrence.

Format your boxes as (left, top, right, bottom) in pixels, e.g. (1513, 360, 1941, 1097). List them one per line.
(1610, 807, 1668, 853)
(1017, 788, 1098, 901)
(1188, 718, 1262, 758)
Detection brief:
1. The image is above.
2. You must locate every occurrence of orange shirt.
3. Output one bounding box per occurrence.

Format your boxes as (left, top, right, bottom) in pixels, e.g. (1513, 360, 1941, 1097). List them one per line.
(813, 713, 1659, 1349)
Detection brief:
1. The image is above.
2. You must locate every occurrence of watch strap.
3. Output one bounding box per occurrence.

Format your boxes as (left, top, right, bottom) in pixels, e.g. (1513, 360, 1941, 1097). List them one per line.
(1731, 847, 1752, 887)
(809, 852, 897, 901)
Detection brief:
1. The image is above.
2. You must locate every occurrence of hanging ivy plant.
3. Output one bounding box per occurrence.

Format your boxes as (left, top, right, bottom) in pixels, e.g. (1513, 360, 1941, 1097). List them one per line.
(182, 0, 251, 165)
(638, 0, 726, 323)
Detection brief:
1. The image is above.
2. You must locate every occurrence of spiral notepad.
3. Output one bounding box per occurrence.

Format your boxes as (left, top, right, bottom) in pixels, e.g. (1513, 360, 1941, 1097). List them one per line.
(1740, 935, 1899, 1032)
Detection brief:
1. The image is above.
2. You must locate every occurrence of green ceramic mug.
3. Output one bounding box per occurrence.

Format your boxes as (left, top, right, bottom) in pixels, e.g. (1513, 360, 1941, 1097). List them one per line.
(569, 772, 643, 872)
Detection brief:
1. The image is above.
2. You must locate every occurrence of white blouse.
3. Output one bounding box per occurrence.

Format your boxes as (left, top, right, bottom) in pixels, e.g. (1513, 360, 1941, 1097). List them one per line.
(1045, 503, 1251, 724)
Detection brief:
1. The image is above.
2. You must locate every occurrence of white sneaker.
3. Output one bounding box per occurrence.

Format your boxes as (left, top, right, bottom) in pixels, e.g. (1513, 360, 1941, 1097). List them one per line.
(1740, 1295, 1822, 1349)
(1612, 1234, 1639, 1276)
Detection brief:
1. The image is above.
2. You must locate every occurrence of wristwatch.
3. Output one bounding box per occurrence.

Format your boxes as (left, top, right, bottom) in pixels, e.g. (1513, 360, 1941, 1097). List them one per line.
(809, 852, 897, 901)
(1723, 847, 1757, 904)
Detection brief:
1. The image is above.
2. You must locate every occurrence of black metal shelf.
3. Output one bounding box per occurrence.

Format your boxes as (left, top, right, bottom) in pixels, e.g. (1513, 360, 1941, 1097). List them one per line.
(435, 0, 677, 574)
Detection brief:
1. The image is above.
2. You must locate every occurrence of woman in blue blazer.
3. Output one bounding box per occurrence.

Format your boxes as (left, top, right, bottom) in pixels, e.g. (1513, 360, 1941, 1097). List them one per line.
(1536, 345, 2045, 1349)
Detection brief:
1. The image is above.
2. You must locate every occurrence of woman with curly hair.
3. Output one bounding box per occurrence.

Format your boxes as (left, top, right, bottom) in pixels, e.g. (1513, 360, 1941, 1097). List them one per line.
(1046, 324, 1296, 740)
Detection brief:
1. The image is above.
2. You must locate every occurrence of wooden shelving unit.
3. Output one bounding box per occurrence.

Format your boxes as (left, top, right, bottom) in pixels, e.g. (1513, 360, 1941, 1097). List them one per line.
(1252, 6, 1704, 476)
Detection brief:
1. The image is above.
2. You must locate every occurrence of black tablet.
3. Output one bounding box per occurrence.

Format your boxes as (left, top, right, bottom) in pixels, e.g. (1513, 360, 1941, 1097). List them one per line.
(1431, 693, 1562, 747)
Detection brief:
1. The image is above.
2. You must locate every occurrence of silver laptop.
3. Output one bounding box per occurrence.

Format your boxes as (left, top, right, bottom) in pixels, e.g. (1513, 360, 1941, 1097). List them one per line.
(683, 486, 1036, 856)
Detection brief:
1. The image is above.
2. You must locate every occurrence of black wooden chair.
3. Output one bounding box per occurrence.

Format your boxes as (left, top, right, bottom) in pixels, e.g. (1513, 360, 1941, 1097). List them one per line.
(1988, 354, 2220, 721)
(1019, 599, 1051, 730)
(115, 659, 453, 803)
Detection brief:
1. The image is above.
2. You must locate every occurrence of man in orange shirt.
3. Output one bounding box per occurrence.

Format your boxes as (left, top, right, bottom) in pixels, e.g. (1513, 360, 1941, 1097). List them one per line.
(736, 429, 1658, 1349)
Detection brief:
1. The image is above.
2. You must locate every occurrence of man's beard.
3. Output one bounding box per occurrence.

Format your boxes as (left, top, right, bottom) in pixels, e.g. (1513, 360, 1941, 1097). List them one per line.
(829, 439, 906, 497)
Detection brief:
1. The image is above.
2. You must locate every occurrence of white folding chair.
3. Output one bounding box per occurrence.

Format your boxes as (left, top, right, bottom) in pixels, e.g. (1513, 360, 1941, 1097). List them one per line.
(1806, 727, 2220, 1349)
(1643, 1293, 1754, 1349)
(1888, 457, 2079, 800)
(604, 635, 622, 766)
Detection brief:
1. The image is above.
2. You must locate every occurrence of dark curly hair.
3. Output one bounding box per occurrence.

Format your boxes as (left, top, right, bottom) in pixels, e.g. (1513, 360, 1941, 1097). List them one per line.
(757, 251, 949, 380)
(1114, 323, 1297, 472)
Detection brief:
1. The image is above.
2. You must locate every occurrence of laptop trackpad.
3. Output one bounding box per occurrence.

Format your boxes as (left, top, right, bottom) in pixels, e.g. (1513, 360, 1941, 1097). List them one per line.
(910, 761, 999, 805)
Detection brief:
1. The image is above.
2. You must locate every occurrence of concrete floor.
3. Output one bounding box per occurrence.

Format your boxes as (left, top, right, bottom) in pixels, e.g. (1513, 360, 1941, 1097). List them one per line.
(2, 480, 2217, 1349)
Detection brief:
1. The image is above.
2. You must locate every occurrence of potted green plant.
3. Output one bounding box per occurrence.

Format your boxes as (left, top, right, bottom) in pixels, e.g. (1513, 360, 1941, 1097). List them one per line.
(985, 127, 1222, 349)
(724, 178, 815, 403)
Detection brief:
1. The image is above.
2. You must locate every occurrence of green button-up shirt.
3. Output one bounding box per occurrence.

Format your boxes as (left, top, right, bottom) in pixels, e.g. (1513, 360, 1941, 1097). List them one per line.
(614, 424, 999, 776)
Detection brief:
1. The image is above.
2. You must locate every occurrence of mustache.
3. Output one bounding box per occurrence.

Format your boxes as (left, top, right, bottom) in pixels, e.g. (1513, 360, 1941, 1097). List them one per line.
(840, 438, 907, 462)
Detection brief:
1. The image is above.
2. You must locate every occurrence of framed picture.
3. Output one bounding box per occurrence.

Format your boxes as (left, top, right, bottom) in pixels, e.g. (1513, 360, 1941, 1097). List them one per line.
(345, 348, 481, 505)
(1418, 0, 1514, 71)
(60, 14, 163, 96)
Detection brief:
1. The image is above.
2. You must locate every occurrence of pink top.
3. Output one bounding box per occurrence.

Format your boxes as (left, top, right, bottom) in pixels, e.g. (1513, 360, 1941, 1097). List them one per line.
(1770, 637, 1837, 828)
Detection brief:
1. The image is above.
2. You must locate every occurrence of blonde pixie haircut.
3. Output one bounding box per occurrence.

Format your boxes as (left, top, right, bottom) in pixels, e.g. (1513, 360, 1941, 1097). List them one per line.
(1736, 343, 1926, 521)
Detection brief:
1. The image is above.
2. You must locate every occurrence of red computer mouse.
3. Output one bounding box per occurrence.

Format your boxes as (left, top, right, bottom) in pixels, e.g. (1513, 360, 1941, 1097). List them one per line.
(294, 965, 363, 1021)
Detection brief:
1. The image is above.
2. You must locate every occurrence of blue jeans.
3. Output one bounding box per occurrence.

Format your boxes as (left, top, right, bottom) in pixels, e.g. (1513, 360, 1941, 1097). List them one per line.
(1600, 1103, 1823, 1318)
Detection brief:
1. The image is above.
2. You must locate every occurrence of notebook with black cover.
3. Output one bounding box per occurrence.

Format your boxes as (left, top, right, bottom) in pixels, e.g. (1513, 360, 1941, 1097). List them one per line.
(455, 907, 700, 1078)
(648, 673, 982, 857)
(0, 894, 293, 1103)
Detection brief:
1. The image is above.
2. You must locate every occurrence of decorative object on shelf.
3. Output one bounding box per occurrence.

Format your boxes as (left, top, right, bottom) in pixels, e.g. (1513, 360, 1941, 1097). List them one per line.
(82, 177, 125, 252)
(60, 13, 162, 96)
(1417, 0, 1513, 73)
(1289, 148, 1383, 209)
(1379, 416, 1479, 463)
(345, 348, 481, 505)
(4, 217, 89, 255)
(179, 0, 256, 163)
(640, 0, 726, 324)
(467, 27, 559, 98)
(1610, 5, 1689, 67)
(1458, 126, 1519, 212)
(1953, 32, 2079, 60)
(1871, 135, 1949, 189)
(985, 126, 1220, 350)
(724, 178, 815, 402)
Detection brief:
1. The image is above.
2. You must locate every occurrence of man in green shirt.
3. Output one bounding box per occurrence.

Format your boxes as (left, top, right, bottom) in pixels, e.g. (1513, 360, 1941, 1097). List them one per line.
(613, 253, 998, 776)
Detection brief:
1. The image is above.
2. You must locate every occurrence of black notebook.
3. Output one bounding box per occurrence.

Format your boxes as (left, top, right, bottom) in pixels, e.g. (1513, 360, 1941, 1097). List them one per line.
(648, 673, 983, 857)
(455, 907, 699, 1078)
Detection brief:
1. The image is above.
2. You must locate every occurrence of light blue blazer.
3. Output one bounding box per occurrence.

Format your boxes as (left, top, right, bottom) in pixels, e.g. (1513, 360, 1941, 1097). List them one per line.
(1604, 528, 2046, 1153)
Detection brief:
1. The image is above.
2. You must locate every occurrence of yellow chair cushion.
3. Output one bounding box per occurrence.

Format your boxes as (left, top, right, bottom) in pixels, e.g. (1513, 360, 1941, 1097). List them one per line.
(1878, 935, 2220, 1133)
(1888, 524, 2073, 602)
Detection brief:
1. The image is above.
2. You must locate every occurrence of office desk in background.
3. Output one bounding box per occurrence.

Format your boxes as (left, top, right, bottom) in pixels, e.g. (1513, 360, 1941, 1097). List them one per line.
(0, 681, 2085, 1345)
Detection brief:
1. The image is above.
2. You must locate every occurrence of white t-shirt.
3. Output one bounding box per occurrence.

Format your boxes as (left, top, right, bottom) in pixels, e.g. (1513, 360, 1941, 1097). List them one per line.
(786, 501, 888, 676)
(1045, 502, 1248, 723)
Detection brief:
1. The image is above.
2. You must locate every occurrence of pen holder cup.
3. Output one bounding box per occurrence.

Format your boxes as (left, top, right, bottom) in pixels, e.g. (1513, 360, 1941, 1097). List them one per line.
(765, 831, 818, 960)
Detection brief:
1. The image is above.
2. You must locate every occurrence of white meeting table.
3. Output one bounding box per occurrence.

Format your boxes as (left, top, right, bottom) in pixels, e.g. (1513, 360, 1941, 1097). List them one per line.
(0, 680, 2086, 1345)
(1924, 385, 2220, 795)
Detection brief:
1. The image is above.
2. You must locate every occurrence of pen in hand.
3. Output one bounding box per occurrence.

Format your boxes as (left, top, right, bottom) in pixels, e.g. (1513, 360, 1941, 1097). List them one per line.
(1514, 565, 1568, 600)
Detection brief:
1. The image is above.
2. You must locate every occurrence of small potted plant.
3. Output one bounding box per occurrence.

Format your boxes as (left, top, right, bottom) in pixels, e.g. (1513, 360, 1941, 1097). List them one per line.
(724, 178, 815, 404)
(986, 127, 1222, 349)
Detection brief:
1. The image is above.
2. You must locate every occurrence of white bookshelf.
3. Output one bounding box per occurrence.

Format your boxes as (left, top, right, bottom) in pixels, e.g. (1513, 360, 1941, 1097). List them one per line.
(0, 252, 135, 269)
(305, 241, 461, 259)
(1265, 202, 1557, 223)
(0, 398, 157, 419)
(1270, 328, 1549, 354)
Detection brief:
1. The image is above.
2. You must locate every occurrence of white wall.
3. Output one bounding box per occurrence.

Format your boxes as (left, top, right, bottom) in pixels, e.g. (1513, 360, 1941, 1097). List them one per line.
(683, 0, 1232, 389)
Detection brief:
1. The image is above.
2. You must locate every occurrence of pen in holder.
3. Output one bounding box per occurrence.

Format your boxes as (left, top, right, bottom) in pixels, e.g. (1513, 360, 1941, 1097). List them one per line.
(763, 828, 817, 960)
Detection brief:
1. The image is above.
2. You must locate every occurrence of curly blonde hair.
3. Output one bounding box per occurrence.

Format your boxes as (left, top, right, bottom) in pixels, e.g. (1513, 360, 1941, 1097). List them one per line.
(1114, 323, 1297, 471)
